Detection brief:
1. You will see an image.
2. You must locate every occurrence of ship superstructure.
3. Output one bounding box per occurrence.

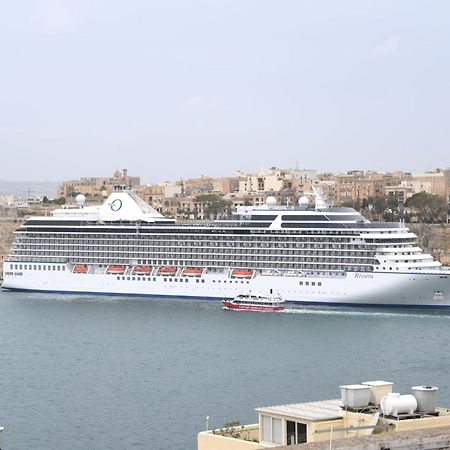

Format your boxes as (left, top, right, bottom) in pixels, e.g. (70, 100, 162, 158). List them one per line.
(2, 186, 449, 307)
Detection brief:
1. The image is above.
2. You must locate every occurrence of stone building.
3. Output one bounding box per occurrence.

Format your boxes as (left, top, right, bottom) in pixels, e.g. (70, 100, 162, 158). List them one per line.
(335, 171, 396, 204)
(58, 169, 140, 199)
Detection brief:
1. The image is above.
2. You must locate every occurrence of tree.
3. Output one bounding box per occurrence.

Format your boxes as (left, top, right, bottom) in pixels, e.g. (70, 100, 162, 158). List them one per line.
(405, 192, 448, 223)
(195, 194, 232, 219)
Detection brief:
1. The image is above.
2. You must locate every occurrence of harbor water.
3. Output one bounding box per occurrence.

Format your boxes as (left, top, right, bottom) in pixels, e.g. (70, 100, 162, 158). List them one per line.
(1, 290, 450, 450)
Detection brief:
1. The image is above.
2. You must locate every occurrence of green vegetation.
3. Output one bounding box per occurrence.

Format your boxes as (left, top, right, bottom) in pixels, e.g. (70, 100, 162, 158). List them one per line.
(42, 196, 66, 205)
(405, 192, 448, 224)
(344, 193, 448, 224)
(195, 194, 232, 219)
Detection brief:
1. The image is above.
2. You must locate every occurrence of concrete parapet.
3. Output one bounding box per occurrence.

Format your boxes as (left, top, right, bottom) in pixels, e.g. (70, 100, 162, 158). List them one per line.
(276, 424, 450, 449)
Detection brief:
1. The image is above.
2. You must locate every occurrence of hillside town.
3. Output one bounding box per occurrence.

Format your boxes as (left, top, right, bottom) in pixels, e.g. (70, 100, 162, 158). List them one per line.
(51, 167, 450, 222)
(1, 167, 450, 223)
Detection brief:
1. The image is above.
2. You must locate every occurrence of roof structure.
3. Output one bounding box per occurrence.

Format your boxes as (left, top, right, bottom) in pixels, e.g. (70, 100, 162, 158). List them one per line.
(256, 399, 342, 422)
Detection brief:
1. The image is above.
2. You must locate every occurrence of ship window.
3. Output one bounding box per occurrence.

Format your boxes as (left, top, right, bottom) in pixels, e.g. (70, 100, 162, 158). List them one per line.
(299, 281, 303, 285)
(318, 282, 322, 286)
(196, 279, 199, 283)
(127, 276, 130, 280)
(305, 282, 309, 286)
(122, 276, 125, 280)
(117, 276, 120, 280)
(202, 279, 205, 283)
(185, 279, 188, 282)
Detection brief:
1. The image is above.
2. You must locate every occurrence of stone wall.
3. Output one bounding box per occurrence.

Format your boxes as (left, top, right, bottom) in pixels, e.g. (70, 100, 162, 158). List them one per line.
(409, 224, 450, 266)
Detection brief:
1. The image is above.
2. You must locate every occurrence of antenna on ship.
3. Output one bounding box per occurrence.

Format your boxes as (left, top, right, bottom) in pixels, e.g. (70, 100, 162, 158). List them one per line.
(398, 191, 405, 227)
(305, 185, 328, 210)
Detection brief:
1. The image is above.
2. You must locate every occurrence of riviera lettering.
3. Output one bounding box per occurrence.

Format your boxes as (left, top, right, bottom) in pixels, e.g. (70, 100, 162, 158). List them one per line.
(355, 273, 374, 279)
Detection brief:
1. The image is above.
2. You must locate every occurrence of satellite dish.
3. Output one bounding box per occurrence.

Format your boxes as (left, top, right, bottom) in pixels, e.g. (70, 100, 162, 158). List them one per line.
(75, 194, 86, 208)
(266, 196, 277, 207)
(298, 196, 309, 209)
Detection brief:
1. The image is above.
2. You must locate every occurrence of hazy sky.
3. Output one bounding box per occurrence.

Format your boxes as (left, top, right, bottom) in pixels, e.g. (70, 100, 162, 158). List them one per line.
(1, 1, 449, 183)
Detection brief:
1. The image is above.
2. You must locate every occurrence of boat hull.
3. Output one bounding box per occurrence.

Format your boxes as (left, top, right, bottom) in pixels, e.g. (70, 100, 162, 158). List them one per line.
(223, 301, 284, 312)
(2, 262, 450, 308)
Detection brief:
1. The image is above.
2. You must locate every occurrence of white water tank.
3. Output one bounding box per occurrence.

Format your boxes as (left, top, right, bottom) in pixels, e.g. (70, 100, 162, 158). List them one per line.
(361, 380, 394, 406)
(412, 386, 438, 413)
(340, 384, 370, 409)
(380, 393, 417, 416)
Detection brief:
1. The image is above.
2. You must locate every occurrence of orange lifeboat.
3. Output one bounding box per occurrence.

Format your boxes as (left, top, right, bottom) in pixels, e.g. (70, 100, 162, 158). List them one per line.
(73, 265, 88, 274)
(231, 268, 254, 279)
(157, 266, 177, 275)
(182, 267, 203, 277)
(132, 266, 152, 275)
(106, 265, 126, 274)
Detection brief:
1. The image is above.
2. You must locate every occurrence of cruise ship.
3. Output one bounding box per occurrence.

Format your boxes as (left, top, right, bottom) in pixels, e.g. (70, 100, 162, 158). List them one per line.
(2, 186, 449, 307)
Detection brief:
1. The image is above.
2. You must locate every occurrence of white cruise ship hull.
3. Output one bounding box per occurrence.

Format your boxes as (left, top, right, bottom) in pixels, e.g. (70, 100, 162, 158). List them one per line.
(3, 264, 450, 308)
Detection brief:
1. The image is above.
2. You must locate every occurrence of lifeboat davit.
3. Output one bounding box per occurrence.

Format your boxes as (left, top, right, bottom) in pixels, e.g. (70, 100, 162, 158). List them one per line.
(182, 267, 203, 277)
(230, 268, 254, 279)
(157, 266, 177, 275)
(132, 266, 152, 275)
(106, 265, 126, 274)
(73, 265, 88, 274)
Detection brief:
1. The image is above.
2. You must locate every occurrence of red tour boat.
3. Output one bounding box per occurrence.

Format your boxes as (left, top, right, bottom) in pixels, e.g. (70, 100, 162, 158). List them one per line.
(223, 293, 285, 312)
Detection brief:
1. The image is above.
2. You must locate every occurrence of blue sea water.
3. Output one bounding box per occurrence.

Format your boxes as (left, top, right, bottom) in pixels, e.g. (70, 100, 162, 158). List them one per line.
(1, 290, 450, 450)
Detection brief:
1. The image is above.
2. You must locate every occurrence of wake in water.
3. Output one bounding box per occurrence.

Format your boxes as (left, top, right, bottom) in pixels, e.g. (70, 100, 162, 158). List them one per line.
(282, 307, 450, 320)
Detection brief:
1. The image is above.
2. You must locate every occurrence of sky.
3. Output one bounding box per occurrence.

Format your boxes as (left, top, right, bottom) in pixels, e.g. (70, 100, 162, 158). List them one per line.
(0, 0, 449, 183)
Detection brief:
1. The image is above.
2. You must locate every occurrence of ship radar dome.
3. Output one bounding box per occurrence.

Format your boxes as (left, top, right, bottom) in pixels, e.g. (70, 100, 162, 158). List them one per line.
(75, 194, 86, 208)
(266, 196, 277, 207)
(298, 196, 309, 209)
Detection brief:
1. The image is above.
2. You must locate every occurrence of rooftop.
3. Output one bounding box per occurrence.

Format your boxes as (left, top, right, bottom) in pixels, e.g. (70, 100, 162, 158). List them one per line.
(256, 399, 342, 422)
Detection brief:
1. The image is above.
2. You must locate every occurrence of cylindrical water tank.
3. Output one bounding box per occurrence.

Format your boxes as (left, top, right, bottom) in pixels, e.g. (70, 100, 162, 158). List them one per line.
(412, 386, 438, 413)
(380, 393, 417, 416)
